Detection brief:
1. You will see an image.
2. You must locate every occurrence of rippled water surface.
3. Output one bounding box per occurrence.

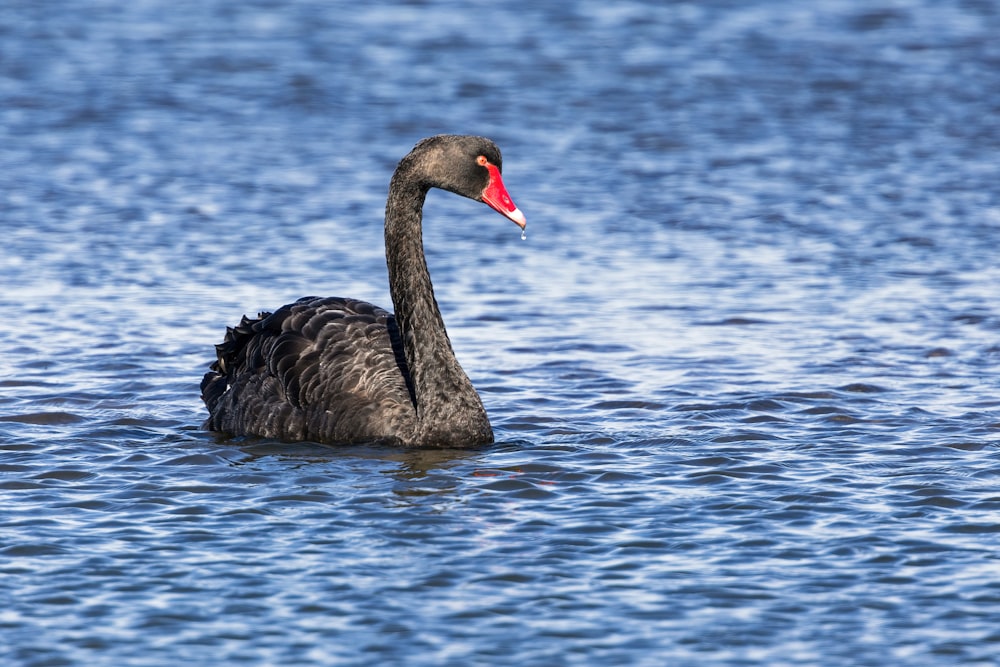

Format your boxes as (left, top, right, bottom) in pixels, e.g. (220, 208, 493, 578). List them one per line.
(3, 1, 1000, 665)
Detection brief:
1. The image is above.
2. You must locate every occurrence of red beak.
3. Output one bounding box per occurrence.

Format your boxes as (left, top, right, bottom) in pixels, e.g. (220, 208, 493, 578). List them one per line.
(481, 163, 526, 229)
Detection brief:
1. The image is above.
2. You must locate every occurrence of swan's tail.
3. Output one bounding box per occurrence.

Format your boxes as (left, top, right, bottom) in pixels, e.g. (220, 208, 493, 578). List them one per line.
(200, 311, 269, 417)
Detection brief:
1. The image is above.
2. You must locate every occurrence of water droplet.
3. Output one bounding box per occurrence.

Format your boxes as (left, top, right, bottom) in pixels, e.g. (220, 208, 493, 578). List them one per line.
(520, 228, 527, 241)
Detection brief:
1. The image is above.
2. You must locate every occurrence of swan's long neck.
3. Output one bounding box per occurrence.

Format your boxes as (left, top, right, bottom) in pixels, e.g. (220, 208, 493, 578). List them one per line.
(384, 174, 492, 445)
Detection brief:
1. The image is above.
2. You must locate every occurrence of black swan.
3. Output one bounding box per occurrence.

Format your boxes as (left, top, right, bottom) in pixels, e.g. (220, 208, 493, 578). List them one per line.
(201, 135, 526, 447)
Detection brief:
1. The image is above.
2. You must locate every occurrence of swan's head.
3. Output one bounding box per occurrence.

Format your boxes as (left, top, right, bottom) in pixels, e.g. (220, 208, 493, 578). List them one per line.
(409, 135, 526, 229)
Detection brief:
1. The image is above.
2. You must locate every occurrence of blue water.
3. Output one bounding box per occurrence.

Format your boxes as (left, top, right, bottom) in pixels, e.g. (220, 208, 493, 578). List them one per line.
(3, 1, 1000, 665)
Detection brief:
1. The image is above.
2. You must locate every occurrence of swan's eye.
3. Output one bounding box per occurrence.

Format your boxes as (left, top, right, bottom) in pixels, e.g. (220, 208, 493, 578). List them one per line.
(476, 155, 488, 167)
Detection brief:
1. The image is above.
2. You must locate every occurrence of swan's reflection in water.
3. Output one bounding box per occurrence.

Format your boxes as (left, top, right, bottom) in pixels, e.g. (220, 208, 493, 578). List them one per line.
(228, 437, 501, 497)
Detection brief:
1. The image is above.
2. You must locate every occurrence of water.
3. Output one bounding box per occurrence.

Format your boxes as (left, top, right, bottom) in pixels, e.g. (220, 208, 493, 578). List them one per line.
(2, 0, 1000, 665)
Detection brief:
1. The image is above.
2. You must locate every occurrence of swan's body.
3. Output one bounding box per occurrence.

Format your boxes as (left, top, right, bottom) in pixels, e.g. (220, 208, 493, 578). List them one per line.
(201, 135, 525, 447)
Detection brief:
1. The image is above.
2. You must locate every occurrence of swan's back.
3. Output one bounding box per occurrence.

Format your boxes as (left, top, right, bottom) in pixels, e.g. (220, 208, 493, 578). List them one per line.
(201, 296, 418, 444)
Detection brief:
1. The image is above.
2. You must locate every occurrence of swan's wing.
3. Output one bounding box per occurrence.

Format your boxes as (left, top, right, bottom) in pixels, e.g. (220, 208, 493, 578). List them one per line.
(202, 296, 416, 443)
